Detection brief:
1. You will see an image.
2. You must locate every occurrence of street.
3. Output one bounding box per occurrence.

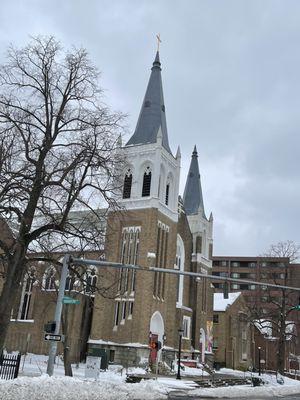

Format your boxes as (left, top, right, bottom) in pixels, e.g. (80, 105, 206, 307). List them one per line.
(168, 395, 300, 400)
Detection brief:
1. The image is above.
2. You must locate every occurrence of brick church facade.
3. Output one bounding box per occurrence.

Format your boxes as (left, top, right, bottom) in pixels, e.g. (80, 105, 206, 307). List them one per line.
(88, 51, 214, 366)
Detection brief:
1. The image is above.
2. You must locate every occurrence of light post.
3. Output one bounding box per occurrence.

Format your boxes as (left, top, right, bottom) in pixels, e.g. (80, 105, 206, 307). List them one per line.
(258, 346, 261, 376)
(176, 328, 184, 380)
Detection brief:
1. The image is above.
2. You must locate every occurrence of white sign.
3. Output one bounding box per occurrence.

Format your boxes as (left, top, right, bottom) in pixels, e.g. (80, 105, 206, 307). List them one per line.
(85, 356, 101, 379)
(44, 334, 62, 342)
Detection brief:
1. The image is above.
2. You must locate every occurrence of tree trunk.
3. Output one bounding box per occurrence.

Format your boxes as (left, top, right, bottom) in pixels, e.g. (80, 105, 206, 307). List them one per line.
(63, 341, 73, 377)
(277, 333, 286, 374)
(62, 305, 73, 377)
(0, 247, 26, 351)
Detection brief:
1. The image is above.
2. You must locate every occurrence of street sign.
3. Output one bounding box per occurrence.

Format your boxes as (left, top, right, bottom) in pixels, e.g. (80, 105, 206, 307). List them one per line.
(62, 296, 80, 305)
(44, 334, 62, 342)
(292, 305, 300, 310)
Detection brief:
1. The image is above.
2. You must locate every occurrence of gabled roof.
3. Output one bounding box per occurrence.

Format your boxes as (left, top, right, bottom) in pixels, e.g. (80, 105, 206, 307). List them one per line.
(213, 292, 241, 311)
(183, 146, 206, 217)
(126, 52, 172, 155)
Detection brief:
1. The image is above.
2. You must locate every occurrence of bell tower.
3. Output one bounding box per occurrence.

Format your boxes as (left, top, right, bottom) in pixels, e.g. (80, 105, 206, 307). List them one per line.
(119, 51, 180, 222)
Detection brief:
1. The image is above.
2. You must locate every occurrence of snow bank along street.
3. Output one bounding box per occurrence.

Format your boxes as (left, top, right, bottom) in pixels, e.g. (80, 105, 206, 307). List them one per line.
(1, 355, 300, 399)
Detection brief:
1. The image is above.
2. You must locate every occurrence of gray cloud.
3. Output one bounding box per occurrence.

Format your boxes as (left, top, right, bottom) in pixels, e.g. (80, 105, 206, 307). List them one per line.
(1, 0, 299, 255)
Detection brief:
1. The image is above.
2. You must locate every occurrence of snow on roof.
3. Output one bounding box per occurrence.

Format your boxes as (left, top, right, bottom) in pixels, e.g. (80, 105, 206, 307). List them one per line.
(213, 292, 241, 312)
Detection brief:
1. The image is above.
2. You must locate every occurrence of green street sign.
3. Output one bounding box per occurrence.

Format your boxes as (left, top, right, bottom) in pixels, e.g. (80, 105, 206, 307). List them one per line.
(62, 296, 80, 305)
(291, 305, 300, 310)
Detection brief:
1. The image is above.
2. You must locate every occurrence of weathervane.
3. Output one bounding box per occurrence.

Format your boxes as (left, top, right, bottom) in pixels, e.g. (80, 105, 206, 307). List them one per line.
(156, 34, 161, 51)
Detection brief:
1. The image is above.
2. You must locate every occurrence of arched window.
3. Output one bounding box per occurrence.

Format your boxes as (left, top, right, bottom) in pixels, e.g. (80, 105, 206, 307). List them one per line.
(122, 169, 132, 199)
(165, 183, 170, 205)
(165, 173, 173, 207)
(176, 235, 185, 306)
(142, 166, 151, 197)
(65, 271, 75, 291)
(196, 235, 202, 253)
(43, 267, 56, 291)
(85, 267, 97, 294)
(18, 267, 36, 320)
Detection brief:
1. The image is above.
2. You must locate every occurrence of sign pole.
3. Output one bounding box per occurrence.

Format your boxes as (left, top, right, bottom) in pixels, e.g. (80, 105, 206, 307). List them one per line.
(46, 254, 70, 376)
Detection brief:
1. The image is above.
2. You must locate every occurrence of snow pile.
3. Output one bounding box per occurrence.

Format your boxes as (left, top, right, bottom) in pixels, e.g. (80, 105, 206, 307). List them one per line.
(0, 375, 168, 400)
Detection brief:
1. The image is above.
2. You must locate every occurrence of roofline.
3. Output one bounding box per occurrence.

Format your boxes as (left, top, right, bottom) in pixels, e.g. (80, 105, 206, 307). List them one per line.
(212, 256, 290, 262)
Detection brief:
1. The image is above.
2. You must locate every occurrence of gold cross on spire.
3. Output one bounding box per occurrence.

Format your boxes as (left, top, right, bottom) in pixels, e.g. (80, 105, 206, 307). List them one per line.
(156, 34, 162, 51)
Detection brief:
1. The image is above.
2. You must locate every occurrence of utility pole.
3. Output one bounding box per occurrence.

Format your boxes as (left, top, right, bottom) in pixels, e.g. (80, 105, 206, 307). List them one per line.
(46, 254, 70, 376)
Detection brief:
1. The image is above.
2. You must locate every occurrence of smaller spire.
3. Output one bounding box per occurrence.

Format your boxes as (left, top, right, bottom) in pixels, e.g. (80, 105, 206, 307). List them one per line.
(176, 145, 181, 160)
(183, 145, 206, 217)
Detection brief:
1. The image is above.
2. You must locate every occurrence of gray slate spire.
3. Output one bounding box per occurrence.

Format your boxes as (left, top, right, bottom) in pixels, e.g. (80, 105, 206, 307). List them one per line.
(183, 146, 206, 217)
(126, 52, 172, 154)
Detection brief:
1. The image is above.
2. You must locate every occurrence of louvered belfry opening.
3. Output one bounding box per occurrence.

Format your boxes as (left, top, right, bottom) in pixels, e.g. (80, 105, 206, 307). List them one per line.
(142, 167, 151, 197)
(123, 172, 132, 199)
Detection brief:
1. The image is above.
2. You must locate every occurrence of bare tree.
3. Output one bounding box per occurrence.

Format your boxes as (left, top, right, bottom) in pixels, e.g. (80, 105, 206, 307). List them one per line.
(0, 36, 125, 356)
(253, 241, 300, 374)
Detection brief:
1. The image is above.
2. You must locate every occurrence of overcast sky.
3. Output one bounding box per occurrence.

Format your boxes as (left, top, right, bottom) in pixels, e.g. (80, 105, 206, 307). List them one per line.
(1, 0, 299, 256)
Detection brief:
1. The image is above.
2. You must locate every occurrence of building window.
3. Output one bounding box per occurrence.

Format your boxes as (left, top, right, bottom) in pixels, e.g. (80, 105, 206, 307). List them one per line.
(43, 267, 56, 291)
(165, 183, 170, 205)
(231, 273, 240, 278)
(128, 301, 134, 317)
(122, 169, 132, 199)
(65, 272, 75, 291)
(114, 301, 120, 326)
(213, 339, 218, 351)
(176, 235, 185, 305)
(213, 314, 219, 324)
(85, 268, 97, 295)
(153, 222, 169, 299)
(232, 262, 239, 267)
(239, 284, 249, 290)
(121, 301, 127, 320)
(18, 268, 36, 320)
(118, 227, 140, 294)
(196, 236, 202, 253)
(221, 261, 227, 267)
(182, 316, 191, 339)
(142, 167, 151, 197)
(231, 284, 239, 290)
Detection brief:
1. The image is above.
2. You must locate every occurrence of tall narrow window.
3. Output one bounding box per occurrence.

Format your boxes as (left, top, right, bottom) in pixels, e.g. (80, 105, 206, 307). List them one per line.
(153, 222, 169, 299)
(114, 301, 120, 326)
(142, 167, 151, 197)
(65, 272, 75, 291)
(85, 268, 97, 295)
(43, 267, 56, 291)
(196, 236, 202, 253)
(165, 183, 170, 205)
(123, 169, 132, 199)
(18, 268, 36, 320)
(176, 235, 185, 306)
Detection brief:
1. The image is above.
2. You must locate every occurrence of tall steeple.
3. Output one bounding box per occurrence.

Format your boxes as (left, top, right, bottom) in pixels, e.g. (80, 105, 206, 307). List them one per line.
(126, 52, 172, 154)
(183, 146, 206, 217)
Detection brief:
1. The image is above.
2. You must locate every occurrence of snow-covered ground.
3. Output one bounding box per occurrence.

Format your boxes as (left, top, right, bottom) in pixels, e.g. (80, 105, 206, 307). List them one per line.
(1, 354, 300, 399)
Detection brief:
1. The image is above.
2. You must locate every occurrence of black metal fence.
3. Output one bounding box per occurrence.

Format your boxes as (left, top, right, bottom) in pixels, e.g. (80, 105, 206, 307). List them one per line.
(0, 353, 21, 380)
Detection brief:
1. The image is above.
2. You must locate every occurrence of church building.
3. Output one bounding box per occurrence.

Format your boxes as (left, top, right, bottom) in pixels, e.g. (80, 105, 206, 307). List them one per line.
(88, 51, 214, 367)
